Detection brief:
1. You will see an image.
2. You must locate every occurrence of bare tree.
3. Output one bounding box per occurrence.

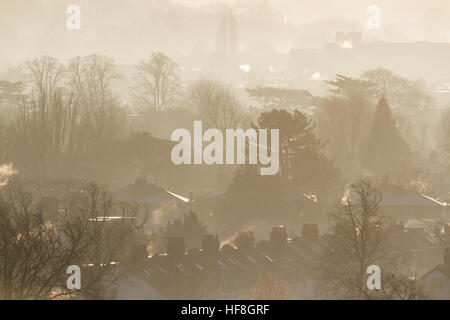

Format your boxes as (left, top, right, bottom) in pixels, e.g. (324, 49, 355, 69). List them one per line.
(11, 89, 79, 179)
(63, 183, 147, 299)
(0, 80, 25, 107)
(13, 55, 128, 181)
(321, 179, 390, 299)
(8, 56, 81, 179)
(188, 79, 246, 130)
(0, 179, 147, 299)
(134, 52, 180, 110)
(0, 179, 88, 299)
(26, 56, 64, 105)
(369, 272, 426, 300)
(188, 79, 248, 188)
(67, 54, 117, 108)
(321, 179, 424, 299)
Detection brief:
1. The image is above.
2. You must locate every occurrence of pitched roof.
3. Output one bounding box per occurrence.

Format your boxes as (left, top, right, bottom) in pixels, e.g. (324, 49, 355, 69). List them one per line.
(385, 225, 438, 251)
(419, 264, 450, 281)
(380, 191, 448, 207)
(113, 181, 190, 204)
(135, 236, 326, 298)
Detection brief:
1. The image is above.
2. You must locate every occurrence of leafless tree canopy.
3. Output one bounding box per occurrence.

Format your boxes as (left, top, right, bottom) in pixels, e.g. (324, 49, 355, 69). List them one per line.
(0, 179, 146, 299)
(134, 52, 180, 111)
(189, 79, 246, 130)
(319, 179, 420, 299)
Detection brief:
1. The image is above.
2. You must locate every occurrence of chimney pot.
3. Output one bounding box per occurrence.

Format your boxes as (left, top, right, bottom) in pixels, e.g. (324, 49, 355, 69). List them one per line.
(270, 226, 287, 246)
(167, 237, 185, 261)
(202, 234, 220, 255)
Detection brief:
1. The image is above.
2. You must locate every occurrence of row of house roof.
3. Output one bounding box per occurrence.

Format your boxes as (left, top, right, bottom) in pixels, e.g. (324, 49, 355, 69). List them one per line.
(113, 221, 450, 299)
(116, 226, 325, 299)
(113, 177, 191, 205)
(107, 179, 450, 299)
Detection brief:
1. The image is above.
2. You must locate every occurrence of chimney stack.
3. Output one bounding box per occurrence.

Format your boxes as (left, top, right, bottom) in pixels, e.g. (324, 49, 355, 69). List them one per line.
(167, 237, 185, 261)
(270, 226, 287, 246)
(202, 234, 220, 255)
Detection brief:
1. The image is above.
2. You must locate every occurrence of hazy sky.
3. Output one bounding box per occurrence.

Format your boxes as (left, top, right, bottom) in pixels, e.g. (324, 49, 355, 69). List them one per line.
(177, 0, 450, 23)
(1, 0, 449, 65)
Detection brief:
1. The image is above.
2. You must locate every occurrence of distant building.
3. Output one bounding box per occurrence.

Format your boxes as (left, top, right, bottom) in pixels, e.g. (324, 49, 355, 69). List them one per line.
(113, 177, 192, 226)
(110, 264, 164, 300)
(379, 189, 449, 221)
(417, 249, 450, 299)
(216, 6, 238, 63)
(114, 177, 191, 205)
(118, 225, 326, 299)
(289, 32, 450, 82)
(384, 223, 443, 278)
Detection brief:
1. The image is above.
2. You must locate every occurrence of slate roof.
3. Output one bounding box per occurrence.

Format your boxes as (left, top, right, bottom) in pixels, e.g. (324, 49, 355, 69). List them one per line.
(380, 191, 448, 207)
(113, 181, 190, 204)
(129, 236, 325, 299)
(385, 225, 438, 251)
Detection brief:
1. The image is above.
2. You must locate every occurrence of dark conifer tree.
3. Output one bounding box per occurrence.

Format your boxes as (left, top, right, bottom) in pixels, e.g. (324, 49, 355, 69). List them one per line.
(364, 97, 410, 181)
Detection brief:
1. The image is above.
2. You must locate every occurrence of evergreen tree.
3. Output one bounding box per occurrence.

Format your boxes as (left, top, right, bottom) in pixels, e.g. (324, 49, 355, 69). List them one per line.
(224, 165, 285, 218)
(258, 109, 340, 196)
(364, 97, 410, 181)
(316, 75, 376, 178)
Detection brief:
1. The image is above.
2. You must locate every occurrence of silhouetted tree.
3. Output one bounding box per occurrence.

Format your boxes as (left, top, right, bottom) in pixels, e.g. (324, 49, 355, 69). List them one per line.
(321, 179, 421, 299)
(64, 183, 147, 299)
(121, 131, 176, 181)
(26, 56, 64, 104)
(134, 52, 180, 110)
(11, 89, 80, 179)
(189, 79, 248, 188)
(362, 68, 436, 154)
(316, 75, 376, 177)
(223, 165, 285, 218)
(363, 97, 411, 182)
(321, 179, 389, 299)
(0, 179, 145, 299)
(258, 109, 340, 196)
(189, 79, 246, 130)
(370, 272, 426, 300)
(9, 55, 127, 182)
(67, 54, 118, 108)
(325, 74, 377, 102)
(0, 80, 24, 106)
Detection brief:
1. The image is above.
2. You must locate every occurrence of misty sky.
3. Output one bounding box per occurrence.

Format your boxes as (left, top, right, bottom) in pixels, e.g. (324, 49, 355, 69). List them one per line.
(1, 0, 450, 65)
